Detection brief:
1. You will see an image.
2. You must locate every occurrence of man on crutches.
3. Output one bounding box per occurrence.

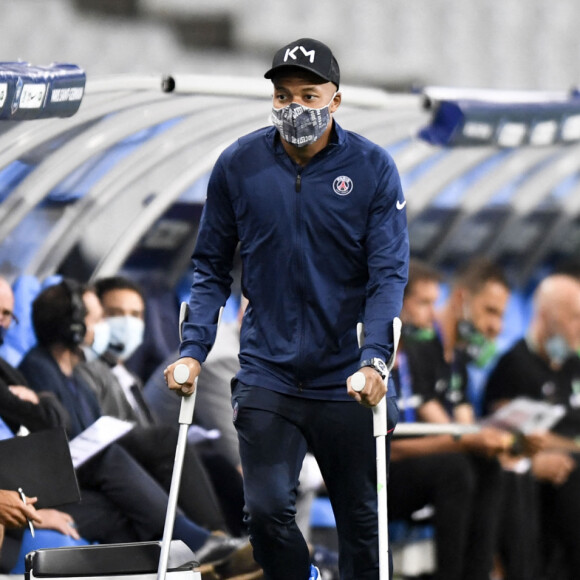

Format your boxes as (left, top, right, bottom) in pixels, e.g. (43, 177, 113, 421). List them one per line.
(165, 37, 408, 580)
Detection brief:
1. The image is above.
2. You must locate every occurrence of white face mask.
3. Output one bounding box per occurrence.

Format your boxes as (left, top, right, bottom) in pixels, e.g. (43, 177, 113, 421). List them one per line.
(82, 320, 111, 362)
(106, 315, 145, 361)
(271, 92, 336, 147)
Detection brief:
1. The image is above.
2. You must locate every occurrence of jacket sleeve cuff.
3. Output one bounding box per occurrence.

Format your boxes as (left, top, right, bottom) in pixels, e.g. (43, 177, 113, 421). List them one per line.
(359, 346, 391, 365)
(179, 342, 208, 365)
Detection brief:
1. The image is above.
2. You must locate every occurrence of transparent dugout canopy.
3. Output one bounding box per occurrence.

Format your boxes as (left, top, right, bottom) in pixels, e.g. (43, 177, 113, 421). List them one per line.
(0, 74, 578, 290)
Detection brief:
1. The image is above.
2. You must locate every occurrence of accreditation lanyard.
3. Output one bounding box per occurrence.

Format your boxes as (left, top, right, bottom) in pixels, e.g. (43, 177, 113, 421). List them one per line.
(397, 351, 416, 423)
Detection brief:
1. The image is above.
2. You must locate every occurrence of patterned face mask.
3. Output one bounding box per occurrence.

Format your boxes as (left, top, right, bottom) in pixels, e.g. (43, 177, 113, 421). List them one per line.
(271, 93, 336, 148)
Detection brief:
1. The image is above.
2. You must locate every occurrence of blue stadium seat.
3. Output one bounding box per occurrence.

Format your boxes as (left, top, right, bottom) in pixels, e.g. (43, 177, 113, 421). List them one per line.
(309, 496, 335, 528)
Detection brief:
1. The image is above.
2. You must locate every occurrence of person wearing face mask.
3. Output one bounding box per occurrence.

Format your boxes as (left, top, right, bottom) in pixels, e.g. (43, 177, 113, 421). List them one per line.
(82, 276, 149, 424)
(484, 274, 580, 578)
(18, 280, 260, 578)
(386, 257, 522, 580)
(73, 280, 250, 547)
(424, 259, 555, 580)
(386, 260, 515, 580)
(430, 257, 511, 422)
(164, 38, 409, 580)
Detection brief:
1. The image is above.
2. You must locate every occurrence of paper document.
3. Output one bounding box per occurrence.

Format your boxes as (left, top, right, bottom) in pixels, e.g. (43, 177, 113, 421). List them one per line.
(482, 397, 565, 435)
(69, 416, 134, 468)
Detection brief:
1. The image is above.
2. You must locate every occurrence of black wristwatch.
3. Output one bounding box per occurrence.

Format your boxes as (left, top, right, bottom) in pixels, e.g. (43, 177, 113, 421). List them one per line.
(359, 358, 388, 380)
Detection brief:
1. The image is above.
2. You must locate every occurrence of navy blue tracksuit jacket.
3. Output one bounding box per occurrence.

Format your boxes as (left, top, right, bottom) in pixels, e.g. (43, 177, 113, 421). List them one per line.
(180, 122, 409, 400)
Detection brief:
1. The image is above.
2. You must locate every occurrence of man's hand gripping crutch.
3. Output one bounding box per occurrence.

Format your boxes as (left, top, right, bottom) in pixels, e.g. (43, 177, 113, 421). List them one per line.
(347, 318, 402, 580)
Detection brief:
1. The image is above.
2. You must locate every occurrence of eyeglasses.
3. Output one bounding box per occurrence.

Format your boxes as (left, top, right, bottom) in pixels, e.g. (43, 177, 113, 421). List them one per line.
(0, 309, 19, 325)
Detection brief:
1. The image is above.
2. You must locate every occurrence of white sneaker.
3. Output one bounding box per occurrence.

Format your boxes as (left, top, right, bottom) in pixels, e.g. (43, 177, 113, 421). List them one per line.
(309, 564, 321, 579)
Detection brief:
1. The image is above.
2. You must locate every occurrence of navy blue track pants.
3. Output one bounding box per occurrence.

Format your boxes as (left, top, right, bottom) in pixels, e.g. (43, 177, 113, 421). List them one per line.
(232, 380, 398, 580)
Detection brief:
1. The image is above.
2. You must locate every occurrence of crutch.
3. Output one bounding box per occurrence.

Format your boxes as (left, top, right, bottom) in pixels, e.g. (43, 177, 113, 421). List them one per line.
(157, 301, 197, 580)
(352, 318, 402, 580)
(157, 303, 224, 580)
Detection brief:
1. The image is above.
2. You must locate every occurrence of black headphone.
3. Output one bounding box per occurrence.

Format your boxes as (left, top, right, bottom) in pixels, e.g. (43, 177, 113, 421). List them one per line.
(61, 279, 87, 346)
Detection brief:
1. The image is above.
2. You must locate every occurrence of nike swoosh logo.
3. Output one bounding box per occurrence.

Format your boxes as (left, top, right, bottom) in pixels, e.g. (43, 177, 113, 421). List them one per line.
(396, 200, 406, 210)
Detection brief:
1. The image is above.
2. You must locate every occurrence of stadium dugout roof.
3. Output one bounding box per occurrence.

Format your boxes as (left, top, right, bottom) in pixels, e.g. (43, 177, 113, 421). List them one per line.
(0, 74, 579, 292)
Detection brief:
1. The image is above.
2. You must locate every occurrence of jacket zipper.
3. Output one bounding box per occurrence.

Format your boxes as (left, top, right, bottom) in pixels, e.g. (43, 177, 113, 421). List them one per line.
(295, 169, 304, 390)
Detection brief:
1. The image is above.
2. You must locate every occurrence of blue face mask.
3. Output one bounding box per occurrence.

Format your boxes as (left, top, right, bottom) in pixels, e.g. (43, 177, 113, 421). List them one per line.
(106, 316, 144, 361)
(271, 93, 336, 147)
(81, 320, 111, 362)
(544, 334, 571, 367)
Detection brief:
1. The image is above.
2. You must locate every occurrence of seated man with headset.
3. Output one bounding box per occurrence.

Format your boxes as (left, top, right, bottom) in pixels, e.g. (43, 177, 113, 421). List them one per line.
(17, 279, 255, 575)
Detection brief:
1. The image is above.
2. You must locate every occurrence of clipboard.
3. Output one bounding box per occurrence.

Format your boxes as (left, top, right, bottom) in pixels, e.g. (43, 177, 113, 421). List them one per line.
(0, 427, 80, 509)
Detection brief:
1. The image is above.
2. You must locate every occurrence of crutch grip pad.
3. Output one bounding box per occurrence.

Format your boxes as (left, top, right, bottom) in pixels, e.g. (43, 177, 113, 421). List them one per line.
(173, 363, 190, 385)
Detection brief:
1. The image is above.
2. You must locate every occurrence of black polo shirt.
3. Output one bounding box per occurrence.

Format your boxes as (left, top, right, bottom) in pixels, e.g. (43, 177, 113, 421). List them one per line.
(393, 334, 470, 421)
(484, 338, 580, 439)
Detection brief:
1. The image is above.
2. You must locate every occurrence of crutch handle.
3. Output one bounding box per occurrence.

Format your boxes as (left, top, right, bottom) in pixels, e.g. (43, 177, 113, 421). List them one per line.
(351, 371, 366, 392)
(173, 363, 191, 385)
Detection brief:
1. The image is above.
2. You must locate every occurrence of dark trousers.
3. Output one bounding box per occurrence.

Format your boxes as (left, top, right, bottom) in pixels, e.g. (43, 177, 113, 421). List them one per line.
(496, 470, 541, 580)
(388, 452, 503, 580)
(119, 424, 231, 533)
(495, 453, 580, 580)
(232, 381, 398, 580)
(388, 453, 476, 580)
(462, 455, 504, 580)
(539, 453, 580, 579)
(72, 443, 169, 543)
(67, 443, 208, 550)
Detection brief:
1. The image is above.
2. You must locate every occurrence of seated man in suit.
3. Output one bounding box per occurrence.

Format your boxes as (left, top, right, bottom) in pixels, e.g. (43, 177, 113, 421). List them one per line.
(77, 275, 246, 538)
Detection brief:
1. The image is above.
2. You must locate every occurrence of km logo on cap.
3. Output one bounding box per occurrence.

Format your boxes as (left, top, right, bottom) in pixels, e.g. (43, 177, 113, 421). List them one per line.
(284, 45, 316, 64)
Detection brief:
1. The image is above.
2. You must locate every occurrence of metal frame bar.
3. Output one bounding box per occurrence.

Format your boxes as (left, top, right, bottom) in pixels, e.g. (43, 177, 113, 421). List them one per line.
(393, 423, 480, 438)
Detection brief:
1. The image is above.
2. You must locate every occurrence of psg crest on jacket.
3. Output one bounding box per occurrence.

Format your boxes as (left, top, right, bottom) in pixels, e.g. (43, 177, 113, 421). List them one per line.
(333, 175, 353, 196)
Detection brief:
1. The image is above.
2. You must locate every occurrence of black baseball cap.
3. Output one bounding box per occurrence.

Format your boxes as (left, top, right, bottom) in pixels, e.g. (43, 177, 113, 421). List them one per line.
(264, 38, 340, 89)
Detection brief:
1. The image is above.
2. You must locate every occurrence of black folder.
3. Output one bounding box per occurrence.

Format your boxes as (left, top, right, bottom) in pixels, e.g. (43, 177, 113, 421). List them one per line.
(0, 427, 80, 509)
